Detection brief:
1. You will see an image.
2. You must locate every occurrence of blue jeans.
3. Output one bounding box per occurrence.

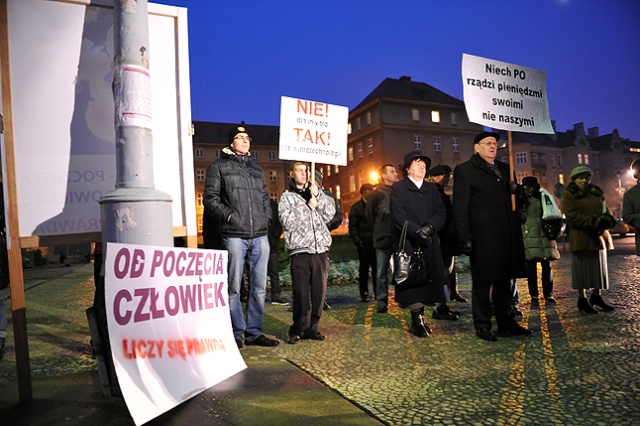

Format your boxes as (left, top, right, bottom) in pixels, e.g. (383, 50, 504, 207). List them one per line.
(223, 236, 269, 343)
(375, 248, 393, 307)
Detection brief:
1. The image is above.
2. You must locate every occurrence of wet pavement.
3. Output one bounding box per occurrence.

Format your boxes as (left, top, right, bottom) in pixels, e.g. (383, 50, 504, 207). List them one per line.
(1, 239, 639, 425)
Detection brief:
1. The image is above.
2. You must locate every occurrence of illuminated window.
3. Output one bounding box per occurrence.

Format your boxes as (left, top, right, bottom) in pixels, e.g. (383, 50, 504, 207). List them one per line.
(577, 153, 583, 165)
(367, 138, 374, 154)
(584, 154, 589, 165)
(366, 111, 372, 125)
(348, 123, 352, 134)
(348, 147, 354, 161)
(334, 165, 339, 174)
(197, 193, 203, 207)
(197, 219, 203, 233)
(349, 175, 356, 192)
(335, 185, 341, 200)
(558, 174, 565, 185)
(412, 108, 420, 121)
(431, 110, 440, 123)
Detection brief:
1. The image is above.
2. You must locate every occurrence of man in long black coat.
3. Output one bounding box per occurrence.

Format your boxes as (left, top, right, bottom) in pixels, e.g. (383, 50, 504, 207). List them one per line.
(453, 132, 529, 341)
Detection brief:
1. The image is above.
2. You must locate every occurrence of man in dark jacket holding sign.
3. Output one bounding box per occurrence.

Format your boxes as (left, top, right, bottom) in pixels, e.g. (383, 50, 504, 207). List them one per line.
(203, 124, 279, 349)
(453, 132, 530, 341)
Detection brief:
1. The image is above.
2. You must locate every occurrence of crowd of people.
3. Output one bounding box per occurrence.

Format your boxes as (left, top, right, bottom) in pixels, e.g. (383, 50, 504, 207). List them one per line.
(201, 125, 636, 349)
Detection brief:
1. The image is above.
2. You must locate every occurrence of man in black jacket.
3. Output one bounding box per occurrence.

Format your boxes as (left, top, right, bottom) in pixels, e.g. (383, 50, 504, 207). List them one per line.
(203, 124, 279, 348)
(453, 132, 530, 342)
(366, 164, 398, 313)
(349, 183, 376, 302)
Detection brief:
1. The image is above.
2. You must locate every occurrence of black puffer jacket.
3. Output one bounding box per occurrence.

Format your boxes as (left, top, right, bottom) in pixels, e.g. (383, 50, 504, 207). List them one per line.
(202, 146, 271, 241)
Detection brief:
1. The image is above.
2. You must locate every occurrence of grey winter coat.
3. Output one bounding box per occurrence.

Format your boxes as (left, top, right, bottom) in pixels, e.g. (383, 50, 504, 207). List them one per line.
(522, 193, 560, 261)
(279, 182, 335, 255)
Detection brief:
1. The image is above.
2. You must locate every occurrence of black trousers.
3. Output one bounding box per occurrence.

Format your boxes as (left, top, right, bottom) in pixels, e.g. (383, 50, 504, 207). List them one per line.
(472, 279, 516, 330)
(357, 245, 377, 298)
(289, 252, 329, 336)
(526, 260, 553, 299)
(268, 251, 282, 296)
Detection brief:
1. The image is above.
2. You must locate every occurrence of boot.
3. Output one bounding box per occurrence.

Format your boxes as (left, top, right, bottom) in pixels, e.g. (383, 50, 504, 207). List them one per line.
(577, 297, 598, 314)
(590, 293, 614, 312)
(410, 308, 432, 337)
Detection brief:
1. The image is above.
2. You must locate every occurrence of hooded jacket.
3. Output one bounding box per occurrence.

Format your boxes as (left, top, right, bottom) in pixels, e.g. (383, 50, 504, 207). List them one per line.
(202, 146, 271, 241)
(279, 179, 335, 255)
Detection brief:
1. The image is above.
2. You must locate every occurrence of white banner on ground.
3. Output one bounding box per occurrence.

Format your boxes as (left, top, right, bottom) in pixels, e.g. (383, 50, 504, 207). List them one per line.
(279, 96, 349, 166)
(105, 243, 246, 426)
(462, 53, 554, 134)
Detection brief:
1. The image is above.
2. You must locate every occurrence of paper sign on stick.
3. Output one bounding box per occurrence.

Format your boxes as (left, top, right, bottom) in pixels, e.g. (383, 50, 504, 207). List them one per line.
(462, 53, 554, 134)
(279, 96, 349, 166)
(105, 243, 246, 425)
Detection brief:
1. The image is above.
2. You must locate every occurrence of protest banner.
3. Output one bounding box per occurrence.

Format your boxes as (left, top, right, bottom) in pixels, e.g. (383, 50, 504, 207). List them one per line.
(462, 53, 554, 134)
(105, 243, 246, 425)
(279, 96, 349, 166)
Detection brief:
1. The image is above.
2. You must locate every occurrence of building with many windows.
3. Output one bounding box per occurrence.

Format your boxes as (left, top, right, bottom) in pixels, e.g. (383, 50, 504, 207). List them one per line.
(327, 76, 483, 215)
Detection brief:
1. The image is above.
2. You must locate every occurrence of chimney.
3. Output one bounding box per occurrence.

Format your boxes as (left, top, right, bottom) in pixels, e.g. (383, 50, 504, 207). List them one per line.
(399, 76, 412, 82)
(587, 126, 599, 138)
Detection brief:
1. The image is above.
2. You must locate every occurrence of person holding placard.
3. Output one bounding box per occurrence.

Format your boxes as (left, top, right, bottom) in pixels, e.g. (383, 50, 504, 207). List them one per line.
(280, 162, 335, 344)
(203, 124, 280, 349)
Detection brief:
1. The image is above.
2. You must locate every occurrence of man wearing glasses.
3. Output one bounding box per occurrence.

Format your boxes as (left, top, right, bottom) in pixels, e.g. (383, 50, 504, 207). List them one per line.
(453, 132, 530, 341)
(203, 125, 280, 349)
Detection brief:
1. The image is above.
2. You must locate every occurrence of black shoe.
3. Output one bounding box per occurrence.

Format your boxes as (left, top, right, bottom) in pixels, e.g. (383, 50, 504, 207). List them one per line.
(235, 339, 243, 349)
(270, 294, 290, 305)
(323, 300, 331, 310)
(578, 297, 598, 314)
(476, 328, 497, 342)
(301, 331, 325, 341)
(376, 304, 388, 313)
(497, 324, 533, 337)
(530, 298, 540, 309)
(287, 333, 300, 344)
(590, 293, 614, 312)
(432, 309, 459, 321)
(451, 292, 468, 303)
(510, 306, 523, 318)
(410, 310, 432, 337)
(246, 335, 280, 347)
(360, 293, 370, 303)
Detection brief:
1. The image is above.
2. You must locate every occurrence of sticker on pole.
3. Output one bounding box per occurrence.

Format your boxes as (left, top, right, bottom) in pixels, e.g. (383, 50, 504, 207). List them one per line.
(117, 64, 153, 129)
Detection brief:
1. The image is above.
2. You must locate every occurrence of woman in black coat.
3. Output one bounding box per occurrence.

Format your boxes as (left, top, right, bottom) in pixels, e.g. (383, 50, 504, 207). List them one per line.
(390, 151, 454, 337)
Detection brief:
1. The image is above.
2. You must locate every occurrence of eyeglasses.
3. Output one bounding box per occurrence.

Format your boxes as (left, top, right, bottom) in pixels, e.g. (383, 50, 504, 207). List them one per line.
(234, 135, 252, 142)
(479, 141, 499, 147)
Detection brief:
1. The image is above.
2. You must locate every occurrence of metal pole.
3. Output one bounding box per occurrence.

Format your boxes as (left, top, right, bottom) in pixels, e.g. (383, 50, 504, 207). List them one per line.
(95, 0, 173, 395)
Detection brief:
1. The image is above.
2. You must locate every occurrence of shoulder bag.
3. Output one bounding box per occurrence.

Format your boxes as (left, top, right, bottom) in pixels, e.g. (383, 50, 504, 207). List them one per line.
(393, 221, 428, 287)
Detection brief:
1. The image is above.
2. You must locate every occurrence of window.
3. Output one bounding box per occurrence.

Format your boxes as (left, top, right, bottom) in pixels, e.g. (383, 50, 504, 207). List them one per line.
(367, 138, 374, 154)
(433, 136, 441, 152)
(557, 155, 562, 167)
(515, 152, 528, 164)
(452, 137, 460, 153)
(269, 170, 276, 182)
(195, 148, 204, 158)
(551, 155, 556, 167)
(366, 111, 372, 125)
(270, 192, 278, 201)
(196, 193, 203, 207)
(269, 151, 276, 160)
(196, 169, 205, 181)
(252, 151, 259, 160)
(347, 122, 352, 134)
(412, 108, 420, 122)
(215, 149, 221, 158)
(327, 166, 331, 176)
(348, 147, 354, 161)
(197, 219, 203, 233)
(335, 185, 341, 200)
(558, 173, 564, 185)
(540, 153, 546, 163)
(584, 154, 589, 165)
(356, 117, 361, 130)
(431, 110, 440, 123)
(450, 112, 457, 125)
(357, 142, 362, 158)
(577, 153, 583, 165)
(334, 165, 339, 174)
(413, 134, 422, 150)
(532, 152, 539, 163)
(349, 175, 356, 192)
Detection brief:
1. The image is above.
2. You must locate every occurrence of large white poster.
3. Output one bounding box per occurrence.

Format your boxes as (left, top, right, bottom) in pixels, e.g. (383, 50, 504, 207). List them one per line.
(279, 96, 349, 166)
(462, 53, 554, 134)
(105, 243, 246, 426)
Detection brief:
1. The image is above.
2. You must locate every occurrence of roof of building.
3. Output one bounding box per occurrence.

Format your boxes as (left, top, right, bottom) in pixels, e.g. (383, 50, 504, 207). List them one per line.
(352, 76, 464, 112)
(193, 121, 280, 147)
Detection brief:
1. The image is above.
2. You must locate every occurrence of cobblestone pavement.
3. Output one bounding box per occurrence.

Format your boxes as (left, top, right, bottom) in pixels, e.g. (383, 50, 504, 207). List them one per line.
(1, 244, 640, 425)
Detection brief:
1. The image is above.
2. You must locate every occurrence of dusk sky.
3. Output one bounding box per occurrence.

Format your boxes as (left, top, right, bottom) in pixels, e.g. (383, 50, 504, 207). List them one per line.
(153, 0, 640, 141)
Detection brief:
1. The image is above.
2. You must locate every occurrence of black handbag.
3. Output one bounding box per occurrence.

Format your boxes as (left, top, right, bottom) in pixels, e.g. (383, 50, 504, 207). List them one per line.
(541, 218, 566, 240)
(393, 221, 428, 287)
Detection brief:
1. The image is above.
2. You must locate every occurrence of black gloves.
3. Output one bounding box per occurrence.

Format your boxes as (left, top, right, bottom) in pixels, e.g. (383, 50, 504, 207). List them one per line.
(595, 213, 616, 232)
(416, 223, 435, 240)
(460, 240, 473, 256)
